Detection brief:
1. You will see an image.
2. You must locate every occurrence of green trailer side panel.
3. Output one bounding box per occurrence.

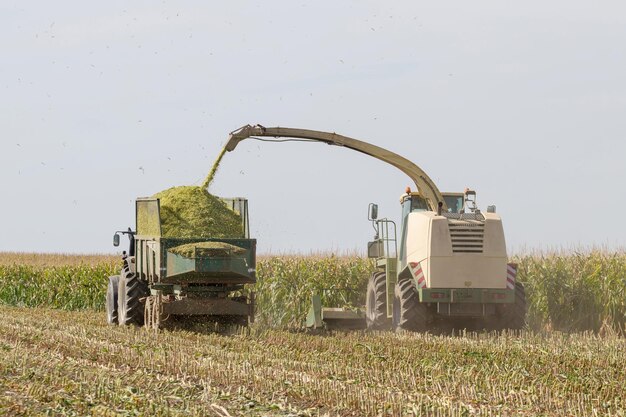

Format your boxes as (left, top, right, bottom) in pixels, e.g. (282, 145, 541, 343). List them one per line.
(165, 252, 252, 283)
(159, 237, 256, 283)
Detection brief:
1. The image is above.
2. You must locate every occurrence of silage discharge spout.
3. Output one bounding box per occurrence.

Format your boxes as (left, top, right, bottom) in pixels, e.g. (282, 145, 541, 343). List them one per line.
(223, 124, 446, 212)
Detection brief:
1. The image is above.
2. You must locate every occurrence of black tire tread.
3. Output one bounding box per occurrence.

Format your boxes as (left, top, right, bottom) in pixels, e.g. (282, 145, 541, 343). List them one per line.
(366, 271, 390, 330)
(118, 268, 148, 326)
(394, 278, 430, 332)
(106, 275, 119, 325)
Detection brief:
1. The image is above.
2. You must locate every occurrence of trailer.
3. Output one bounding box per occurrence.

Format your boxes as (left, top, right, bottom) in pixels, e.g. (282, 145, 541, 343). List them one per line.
(107, 197, 256, 329)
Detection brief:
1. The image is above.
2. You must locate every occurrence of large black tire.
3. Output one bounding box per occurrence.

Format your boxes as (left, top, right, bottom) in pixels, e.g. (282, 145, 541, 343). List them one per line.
(498, 282, 527, 330)
(106, 275, 120, 325)
(365, 271, 390, 330)
(118, 268, 149, 326)
(393, 278, 431, 332)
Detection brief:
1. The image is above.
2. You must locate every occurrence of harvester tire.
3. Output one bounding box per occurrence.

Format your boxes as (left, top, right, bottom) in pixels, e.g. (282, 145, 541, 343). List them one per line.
(393, 278, 430, 332)
(117, 269, 148, 327)
(106, 275, 120, 325)
(500, 282, 527, 330)
(365, 271, 390, 330)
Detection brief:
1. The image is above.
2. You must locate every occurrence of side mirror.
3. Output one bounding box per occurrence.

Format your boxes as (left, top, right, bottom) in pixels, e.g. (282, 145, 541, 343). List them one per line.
(368, 203, 378, 221)
(113, 233, 120, 247)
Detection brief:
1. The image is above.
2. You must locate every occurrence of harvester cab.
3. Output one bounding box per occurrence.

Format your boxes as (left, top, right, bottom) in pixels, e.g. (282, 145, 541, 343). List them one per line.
(442, 193, 464, 214)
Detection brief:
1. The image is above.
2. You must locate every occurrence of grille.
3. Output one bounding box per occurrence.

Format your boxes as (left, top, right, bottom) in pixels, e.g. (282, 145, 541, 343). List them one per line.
(448, 220, 485, 253)
(442, 212, 485, 221)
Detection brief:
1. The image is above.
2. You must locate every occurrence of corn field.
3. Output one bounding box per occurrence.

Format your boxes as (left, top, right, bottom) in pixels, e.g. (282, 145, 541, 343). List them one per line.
(0, 251, 624, 333)
(513, 251, 626, 334)
(255, 255, 372, 327)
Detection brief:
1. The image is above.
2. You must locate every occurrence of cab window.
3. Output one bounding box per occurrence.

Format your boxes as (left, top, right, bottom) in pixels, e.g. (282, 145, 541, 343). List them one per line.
(410, 195, 429, 212)
(443, 195, 463, 213)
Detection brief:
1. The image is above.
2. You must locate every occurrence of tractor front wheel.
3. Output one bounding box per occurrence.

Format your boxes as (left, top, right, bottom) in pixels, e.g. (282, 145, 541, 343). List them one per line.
(365, 271, 390, 330)
(106, 275, 120, 325)
(117, 269, 148, 326)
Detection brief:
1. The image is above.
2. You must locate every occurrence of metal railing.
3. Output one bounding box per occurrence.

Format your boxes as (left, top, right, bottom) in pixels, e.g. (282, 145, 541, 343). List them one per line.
(375, 218, 397, 259)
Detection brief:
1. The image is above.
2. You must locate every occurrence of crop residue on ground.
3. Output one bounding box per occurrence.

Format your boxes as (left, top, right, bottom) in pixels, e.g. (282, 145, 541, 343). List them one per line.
(1, 305, 624, 416)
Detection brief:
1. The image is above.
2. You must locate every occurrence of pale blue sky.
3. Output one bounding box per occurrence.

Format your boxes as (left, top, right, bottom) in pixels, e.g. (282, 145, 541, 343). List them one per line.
(1, 1, 625, 254)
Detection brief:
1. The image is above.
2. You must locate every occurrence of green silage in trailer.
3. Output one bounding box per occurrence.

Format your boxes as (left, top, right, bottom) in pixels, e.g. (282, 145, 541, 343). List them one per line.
(154, 186, 244, 239)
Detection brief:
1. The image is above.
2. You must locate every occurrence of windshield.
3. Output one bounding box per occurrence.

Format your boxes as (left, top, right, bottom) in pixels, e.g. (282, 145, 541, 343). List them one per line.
(443, 195, 463, 213)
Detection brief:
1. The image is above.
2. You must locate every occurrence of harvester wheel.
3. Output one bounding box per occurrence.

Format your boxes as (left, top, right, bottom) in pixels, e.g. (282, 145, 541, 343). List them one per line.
(117, 269, 149, 327)
(500, 282, 527, 330)
(393, 278, 430, 332)
(106, 275, 120, 325)
(365, 271, 390, 330)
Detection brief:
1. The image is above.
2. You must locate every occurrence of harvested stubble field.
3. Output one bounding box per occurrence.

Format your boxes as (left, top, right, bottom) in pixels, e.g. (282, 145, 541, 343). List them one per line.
(0, 251, 625, 416)
(1, 305, 625, 416)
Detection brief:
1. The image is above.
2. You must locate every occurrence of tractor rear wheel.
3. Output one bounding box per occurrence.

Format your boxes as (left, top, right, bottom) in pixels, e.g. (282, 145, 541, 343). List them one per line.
(106, 275, 120, 324)
(365, 271, 390, 330)
(393, 278, 430, 332)
(118, 269, 148, 326)
(500, 282, 527, 330)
